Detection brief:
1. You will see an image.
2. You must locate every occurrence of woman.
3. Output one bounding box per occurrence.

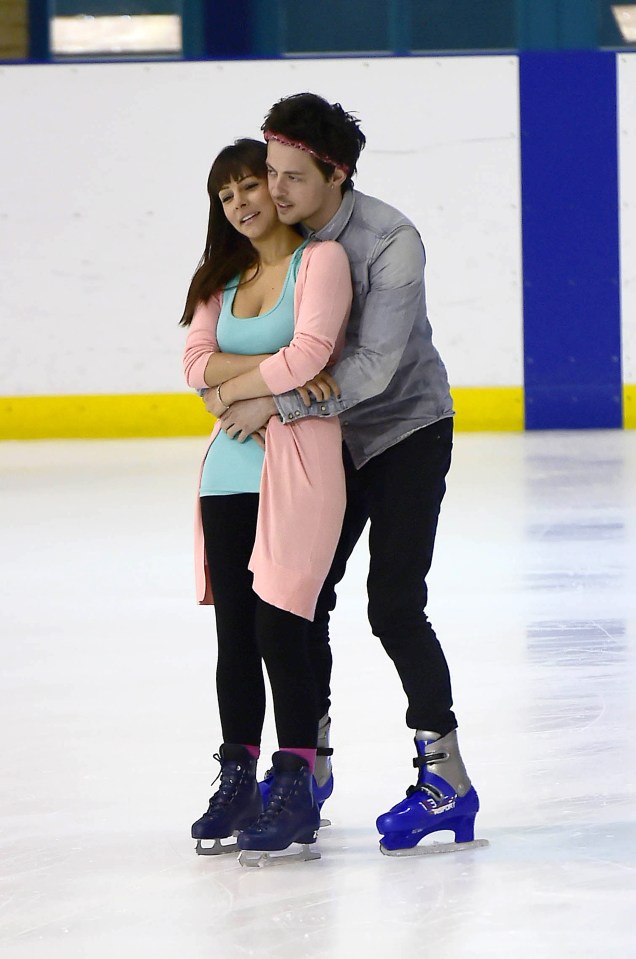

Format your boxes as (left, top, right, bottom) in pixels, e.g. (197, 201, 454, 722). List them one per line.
(181, 139, 352, 864)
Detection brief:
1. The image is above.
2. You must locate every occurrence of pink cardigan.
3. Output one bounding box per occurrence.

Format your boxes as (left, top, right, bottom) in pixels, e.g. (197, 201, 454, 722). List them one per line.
(183, 241, 352, 620)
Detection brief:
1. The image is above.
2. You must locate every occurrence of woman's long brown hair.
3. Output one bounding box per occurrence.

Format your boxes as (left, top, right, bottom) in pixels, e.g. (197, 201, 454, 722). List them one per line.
(179, 139, 268, 327)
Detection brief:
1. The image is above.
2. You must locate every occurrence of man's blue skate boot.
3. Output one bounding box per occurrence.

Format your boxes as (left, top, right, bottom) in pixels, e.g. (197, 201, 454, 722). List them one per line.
(191, 744, 262, 855)
(376, 729, 488, 856)
(258, 714, 333, 825)
(238, 751, 321, 867)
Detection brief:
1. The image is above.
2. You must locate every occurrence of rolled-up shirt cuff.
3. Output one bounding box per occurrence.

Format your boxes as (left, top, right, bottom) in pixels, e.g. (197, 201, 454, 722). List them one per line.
(274, 390, 345, 422)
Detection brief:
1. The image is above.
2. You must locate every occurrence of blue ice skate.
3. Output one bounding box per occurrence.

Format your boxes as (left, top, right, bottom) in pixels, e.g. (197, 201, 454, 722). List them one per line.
(239, 751, 321, 867)
(259, 715, 333, 825)
(259, 766, 333, 808)
(192, 744, 262, 855)
(376, 730, 489, 856)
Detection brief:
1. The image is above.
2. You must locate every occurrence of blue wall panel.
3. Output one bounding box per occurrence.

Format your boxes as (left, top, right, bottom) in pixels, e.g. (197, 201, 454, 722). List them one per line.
(520, 51, 622, 429)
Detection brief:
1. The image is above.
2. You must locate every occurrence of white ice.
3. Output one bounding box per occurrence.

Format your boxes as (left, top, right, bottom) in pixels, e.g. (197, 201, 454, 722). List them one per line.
(1, 431, 635, 958)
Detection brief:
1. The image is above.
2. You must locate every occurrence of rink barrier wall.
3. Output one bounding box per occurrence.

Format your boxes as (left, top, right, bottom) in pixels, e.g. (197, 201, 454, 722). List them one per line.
(0, 387, 525, 439)
(1, 52, 635, 439)
(0, 58, 521, 412)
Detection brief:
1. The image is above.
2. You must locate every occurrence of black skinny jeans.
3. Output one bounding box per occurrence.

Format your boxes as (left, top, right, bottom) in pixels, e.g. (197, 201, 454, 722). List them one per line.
(200, 494, 318, 750)
(311, 418, 458, 737)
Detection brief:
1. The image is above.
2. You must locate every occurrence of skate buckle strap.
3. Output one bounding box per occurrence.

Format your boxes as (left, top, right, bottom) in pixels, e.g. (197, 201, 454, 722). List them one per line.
(413, 750, 446, 770)
(316, 747, 333, 757)
(406, 781, 446, 802)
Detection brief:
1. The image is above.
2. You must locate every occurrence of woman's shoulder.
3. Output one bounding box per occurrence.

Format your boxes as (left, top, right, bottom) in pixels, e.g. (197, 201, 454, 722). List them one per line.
(191, 288, 223, 322)
(301, 238, 349, 266)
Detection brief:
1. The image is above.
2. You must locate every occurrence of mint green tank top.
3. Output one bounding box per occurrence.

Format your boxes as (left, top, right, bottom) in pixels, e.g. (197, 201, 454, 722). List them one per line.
(200, 240, 308, 496)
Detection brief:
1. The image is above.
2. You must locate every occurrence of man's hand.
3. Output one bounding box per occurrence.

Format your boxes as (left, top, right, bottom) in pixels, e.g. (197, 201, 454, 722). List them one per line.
(297, 370, 341, 407)
(219, 396, 277, 443)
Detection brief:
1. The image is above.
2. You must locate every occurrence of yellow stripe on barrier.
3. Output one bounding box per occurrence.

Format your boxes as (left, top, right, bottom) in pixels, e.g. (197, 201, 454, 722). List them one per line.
(0, 393, 213, 440)
(623, 385, 636, 429)
(451, 387, 524, 431)
(1, 387, 526, 440)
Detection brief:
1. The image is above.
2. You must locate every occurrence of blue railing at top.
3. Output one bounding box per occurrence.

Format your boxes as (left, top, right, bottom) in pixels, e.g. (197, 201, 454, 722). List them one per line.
(20, 0, 634, 64)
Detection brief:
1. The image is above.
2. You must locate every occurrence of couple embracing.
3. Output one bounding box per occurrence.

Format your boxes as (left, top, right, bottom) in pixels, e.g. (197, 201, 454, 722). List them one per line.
(180, 93, 483, 866)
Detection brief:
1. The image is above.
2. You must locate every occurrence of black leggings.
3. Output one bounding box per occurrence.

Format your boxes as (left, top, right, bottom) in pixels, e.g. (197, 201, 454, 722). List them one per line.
(200, 494, 318, 749)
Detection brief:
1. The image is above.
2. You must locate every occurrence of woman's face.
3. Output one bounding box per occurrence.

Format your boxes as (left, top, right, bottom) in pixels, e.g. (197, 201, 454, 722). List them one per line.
(218, 174, 278, 240)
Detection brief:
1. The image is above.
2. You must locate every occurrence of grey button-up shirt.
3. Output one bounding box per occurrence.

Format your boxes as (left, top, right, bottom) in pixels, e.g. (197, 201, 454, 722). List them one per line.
(274, 189, 454, 468)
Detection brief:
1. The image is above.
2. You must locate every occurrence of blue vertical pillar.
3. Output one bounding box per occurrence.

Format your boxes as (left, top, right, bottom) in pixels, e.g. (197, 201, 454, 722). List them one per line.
(520, 51, 622, 429)
(28, 0, 50, 61)
(388, 0, 411, 55)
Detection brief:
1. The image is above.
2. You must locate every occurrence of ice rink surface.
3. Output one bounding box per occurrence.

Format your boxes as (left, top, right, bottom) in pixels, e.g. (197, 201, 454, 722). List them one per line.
(1, 430, 635, 958)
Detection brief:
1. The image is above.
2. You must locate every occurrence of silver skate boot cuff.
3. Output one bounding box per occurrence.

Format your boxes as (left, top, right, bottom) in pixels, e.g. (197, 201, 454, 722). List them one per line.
(415, 728, 472, 797)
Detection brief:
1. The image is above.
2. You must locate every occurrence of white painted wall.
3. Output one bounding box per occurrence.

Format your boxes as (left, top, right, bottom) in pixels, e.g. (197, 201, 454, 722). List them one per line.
(618, 54, 636, 384)
(0, 56, 522, 396)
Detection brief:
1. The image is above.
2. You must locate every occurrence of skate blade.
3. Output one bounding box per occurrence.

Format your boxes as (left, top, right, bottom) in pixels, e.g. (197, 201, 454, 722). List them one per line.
(380, 837, 489, 857)
(319, 817, 331, 828)
(195, 834, 239, 856)
(238, 843, 321, 868)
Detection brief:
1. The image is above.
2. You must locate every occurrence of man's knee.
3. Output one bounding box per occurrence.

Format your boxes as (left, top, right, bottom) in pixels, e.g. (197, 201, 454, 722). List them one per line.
(368, 605, 428, 649)
(368, 581, 428, 639)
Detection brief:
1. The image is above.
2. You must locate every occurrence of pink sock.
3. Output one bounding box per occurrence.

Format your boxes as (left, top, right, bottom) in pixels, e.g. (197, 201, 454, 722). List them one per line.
(240, 744, 260, 759)
(279, 747, 316, 773)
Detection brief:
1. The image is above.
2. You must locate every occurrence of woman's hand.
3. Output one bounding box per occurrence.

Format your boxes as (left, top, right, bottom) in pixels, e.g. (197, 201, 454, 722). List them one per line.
(202, 386, 230, 418)
(202, 392, 272, 446)
(297, 370, 341, 407)
(219, 397, 277, 443)
(250, 427, 268, 450)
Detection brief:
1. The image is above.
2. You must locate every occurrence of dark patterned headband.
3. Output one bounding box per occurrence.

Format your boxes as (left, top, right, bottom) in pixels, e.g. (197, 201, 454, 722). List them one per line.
(264, 131, 350, 175)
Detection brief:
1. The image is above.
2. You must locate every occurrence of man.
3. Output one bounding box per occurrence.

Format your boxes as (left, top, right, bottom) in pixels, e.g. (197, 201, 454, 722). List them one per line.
(211, 94, 484, 855)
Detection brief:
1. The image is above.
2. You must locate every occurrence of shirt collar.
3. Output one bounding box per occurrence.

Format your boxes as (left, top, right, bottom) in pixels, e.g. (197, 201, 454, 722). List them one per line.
(303, 190, 355, 241)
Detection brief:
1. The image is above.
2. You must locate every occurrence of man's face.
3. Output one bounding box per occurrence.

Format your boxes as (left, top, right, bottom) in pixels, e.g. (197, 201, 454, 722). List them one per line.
(266, 140, 344, 232)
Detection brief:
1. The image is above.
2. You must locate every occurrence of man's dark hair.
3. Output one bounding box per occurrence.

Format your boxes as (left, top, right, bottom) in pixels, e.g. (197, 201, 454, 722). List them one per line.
(262, 93, 366, 191)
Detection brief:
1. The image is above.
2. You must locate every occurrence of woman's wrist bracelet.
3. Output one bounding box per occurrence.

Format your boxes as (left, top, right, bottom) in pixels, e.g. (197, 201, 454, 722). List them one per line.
(216, 383, 230, 411)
